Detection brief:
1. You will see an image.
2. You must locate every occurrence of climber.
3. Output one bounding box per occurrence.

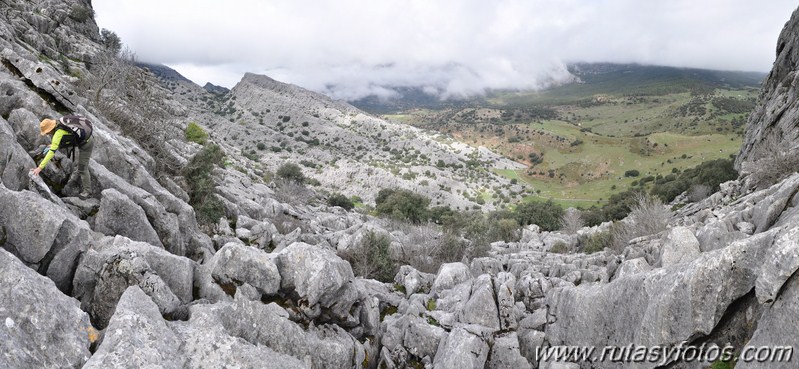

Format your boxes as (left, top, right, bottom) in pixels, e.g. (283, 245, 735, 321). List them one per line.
(31, 115, 95, 199)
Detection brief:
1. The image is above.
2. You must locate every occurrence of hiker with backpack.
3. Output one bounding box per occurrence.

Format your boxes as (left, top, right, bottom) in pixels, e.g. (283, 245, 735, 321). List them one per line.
(31, 115, 94, 199)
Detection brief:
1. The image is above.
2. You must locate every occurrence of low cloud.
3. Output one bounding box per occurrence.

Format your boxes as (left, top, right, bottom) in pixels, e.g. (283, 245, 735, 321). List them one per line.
(94, 0, 797, 100)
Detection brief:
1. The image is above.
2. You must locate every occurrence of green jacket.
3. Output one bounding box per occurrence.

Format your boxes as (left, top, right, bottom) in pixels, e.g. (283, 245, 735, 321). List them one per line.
(38, 129, 75, 169)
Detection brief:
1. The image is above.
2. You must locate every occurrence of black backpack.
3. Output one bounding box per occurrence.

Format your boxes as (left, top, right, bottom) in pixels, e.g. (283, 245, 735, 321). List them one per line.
(56, 115, 93, 159)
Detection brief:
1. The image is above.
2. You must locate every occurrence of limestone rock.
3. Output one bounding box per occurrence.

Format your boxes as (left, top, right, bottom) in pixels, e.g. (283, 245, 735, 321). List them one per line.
(755, 226, 799, 303)
(613, 257, 652, 280)
(546, 230, 780, 358)
(432, 262, 472, 293)
(0, 184, 95, 293)
(659, 226, 701, 267)
(736, 6, 799, 173)
(737, 273, 799, 369)
(73, 236, 191, 328)
(211, 242, 281, 296)
(0, 116, 35, 191)
(83, 286, 184, 369)
(0, 249, 92, 369)
(274, 242, 356, 319)
(169, 302, 308, 369)
(432, 327, 489, 369)
(487, 332, 532, 369)
(403, 316, 447, 360)
(94, 188, 163, 247)
(394, 265, 434, 297)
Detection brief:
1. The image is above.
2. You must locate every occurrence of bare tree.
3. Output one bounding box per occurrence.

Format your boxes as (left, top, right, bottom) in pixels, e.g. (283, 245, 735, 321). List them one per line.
(747, 129, 799, 190)
(611, 192, 671, 253)
(79, 48, 182, 174)
(560, 207, 584, 234)
(687, 184, 712, 202)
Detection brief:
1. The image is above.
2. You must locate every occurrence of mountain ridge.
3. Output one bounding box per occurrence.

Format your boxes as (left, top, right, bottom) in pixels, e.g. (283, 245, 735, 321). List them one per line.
(350, 62, 767, 114)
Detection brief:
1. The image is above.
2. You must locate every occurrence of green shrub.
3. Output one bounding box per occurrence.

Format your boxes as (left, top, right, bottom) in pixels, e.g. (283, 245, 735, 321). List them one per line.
(550, 241, 569, 253)
(182, 144, 225, 227)
(343, 231, 396, 282)
(185, 122, 208, 145)
(710, 359, 735, 369)
(624, 169, 640, 177)
(582, 231, 612, 254)
(375, 188, 430, 224)
(327, 193, 354, 210)
(514, 199, 564, 231)
(69, 5, 94, 22)
(649, 158, 737, 203)
(276, 162, 305, 183)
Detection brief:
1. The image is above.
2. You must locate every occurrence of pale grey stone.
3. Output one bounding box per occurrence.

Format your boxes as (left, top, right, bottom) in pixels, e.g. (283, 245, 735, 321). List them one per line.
(72, 236, 188, 328)
(487, 332, 532, 369)
(457, 274, 500, 330)
(0, 249, 92, 369)
(432, 327, 489, 369)
(613, 257, 652, 280)
(95, 188, 163, 247)
(432, 262, 472, 293)
(737, 274, 799, 369)
(659, 226, 701, 266)
(274, 242, 355, 307)
(403, 315, 447, 359)
(83, 286, 184, 369)
(546, 229, 780, 356)
(755, 226, 799, 303)
(211, 242, 281, 296)
(495, 271, 517, 330)
(0, 115, 34, 191)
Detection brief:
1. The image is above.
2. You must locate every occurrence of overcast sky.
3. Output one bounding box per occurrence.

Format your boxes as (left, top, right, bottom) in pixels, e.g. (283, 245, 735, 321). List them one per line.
(93, 0, 797, 100)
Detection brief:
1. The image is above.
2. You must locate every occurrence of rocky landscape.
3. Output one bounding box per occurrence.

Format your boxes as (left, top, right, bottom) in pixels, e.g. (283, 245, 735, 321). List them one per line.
(1, 1, 798, 368)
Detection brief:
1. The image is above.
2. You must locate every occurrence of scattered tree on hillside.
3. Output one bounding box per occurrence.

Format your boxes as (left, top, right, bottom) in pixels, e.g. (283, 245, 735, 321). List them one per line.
(99, 28, 122, 55)
(79, 44, 182, 174)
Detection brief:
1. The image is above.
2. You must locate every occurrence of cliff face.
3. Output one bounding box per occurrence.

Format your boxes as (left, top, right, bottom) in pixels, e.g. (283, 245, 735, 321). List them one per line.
(736, 7, 799, 175)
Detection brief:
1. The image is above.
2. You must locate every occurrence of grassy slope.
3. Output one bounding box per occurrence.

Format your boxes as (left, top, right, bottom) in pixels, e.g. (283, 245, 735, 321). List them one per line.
(377, 64, 762, 209)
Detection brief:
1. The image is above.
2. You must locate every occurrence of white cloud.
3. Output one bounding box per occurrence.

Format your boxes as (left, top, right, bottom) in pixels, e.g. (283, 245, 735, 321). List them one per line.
(93, 0, 797, 100)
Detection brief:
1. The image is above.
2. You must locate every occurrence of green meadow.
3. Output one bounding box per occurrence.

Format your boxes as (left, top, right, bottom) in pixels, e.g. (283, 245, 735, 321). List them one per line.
(375, 64, 762, 208)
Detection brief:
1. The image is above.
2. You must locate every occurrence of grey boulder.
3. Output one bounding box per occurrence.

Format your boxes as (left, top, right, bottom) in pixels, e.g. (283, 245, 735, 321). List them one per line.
(0, 248, 92, 369)
(83, 286, 184, 369)
(94, 188, 163, 247)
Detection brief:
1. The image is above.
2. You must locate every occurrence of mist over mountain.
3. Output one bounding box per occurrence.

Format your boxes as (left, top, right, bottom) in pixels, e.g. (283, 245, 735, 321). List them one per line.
(350, 63, 767, 114)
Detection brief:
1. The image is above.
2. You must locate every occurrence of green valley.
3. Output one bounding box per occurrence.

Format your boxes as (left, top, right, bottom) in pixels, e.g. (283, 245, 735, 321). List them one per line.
(366, 63, 763, 208)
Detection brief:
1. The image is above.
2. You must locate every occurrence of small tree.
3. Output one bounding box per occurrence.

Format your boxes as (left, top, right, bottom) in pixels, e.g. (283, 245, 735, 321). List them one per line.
(343, 231, 396, 282)
(375, 189, 430, 224)
(560, 208, 584, 234)
(79, 46, 182, 174)
(514, 199, 564, 231)
(185, 122, 208, 145)
(69, 5, 94, 23)
(581, 230, 612, 254)
(611, 193, 670, 253)
(182, 144, 225, 228)
(276, 162, 305, 184)
(327, 193, 354, 210)
(99, 28, 122, 55)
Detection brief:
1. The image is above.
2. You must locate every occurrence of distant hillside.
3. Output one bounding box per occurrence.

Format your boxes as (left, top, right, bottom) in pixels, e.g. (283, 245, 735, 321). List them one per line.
(351, 63, 767, 113)
(550, 62, 766, 98)
(350, 87, 475, 114)
(137, 63, 193, 83)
